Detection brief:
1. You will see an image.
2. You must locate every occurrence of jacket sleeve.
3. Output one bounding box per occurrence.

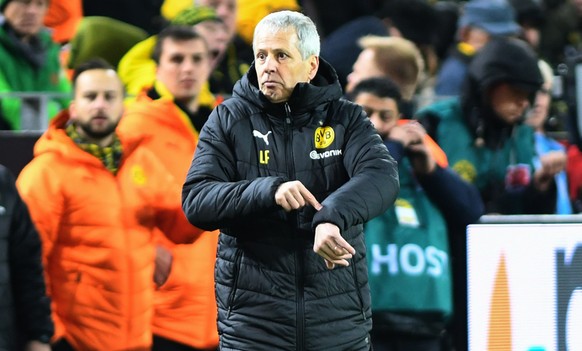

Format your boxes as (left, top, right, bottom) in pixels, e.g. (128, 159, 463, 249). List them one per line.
(0, 69, 23, 130)
(2, 166, 54, 343)
(312, 104, 399, 231)
(417, 166, 484, 230)
(135, 148, 205, 244)
(182, 105, 286, 231)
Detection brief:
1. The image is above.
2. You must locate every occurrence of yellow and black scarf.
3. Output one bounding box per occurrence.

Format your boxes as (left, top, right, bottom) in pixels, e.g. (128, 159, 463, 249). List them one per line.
(66, 123, 123, 175)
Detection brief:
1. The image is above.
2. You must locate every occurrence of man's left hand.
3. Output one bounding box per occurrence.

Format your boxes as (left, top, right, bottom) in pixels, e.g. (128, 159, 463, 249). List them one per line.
(24, 341, 50, 351)
(154, 245, 173, 286)
(313, 223, 355, 270)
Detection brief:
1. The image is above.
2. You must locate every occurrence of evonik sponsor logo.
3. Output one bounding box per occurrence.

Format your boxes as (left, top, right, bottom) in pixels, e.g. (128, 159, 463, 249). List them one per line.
(309, 149, 342, 160)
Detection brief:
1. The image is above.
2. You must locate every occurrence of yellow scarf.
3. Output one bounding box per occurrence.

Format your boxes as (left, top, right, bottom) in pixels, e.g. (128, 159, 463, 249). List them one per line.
(66, 123, 123, 175)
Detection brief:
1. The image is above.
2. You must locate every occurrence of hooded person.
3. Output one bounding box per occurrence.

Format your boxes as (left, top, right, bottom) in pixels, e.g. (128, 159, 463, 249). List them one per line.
(416, 37, 564, 350)
(460, 37, 543, 150)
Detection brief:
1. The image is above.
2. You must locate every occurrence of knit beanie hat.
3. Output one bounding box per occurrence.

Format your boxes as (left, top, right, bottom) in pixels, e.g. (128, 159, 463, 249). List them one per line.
(171, 5, 220, 26)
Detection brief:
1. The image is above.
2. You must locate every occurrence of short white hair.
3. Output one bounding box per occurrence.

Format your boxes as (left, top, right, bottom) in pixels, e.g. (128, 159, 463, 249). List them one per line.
(253, 10, 320, 60)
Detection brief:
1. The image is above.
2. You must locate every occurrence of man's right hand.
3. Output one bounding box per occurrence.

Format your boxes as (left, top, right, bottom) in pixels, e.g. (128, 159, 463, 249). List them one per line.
(275, 180, 322, 211)
(154, 246, 173, 287)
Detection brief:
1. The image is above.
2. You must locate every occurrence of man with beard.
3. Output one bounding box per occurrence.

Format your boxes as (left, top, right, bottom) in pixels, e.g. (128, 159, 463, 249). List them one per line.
(16, 58, 197, 351)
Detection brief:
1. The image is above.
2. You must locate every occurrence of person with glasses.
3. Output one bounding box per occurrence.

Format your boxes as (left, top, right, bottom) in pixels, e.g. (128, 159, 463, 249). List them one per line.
(349, 76, 484, 351)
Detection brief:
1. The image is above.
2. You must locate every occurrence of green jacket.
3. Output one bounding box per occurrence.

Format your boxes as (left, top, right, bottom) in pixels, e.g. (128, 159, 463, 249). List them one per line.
(417, 98, 545, 214)
(0, 23, 71, 130)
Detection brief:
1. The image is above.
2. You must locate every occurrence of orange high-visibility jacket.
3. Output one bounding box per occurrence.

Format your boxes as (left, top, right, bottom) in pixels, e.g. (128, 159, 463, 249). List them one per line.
(17, 110, 194, 351)
(119, 91, 219, 349)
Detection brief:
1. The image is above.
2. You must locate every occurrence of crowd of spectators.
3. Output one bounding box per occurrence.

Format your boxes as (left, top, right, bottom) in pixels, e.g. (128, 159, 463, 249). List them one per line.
(3, 0, 582, 350)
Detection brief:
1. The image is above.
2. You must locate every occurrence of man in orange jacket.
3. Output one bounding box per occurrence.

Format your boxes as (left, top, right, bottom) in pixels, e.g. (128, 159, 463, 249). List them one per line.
(17, 58, 197, 351)
(118, 25, 219, 351)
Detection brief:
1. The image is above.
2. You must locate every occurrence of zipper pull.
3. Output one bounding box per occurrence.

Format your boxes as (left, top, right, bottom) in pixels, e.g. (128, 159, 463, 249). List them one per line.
(285, 103, 292, 124)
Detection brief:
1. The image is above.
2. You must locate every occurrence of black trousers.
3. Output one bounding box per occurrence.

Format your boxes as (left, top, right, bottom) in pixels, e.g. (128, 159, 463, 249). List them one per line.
(152, 335, 218, 351)
(52, 335, 219, 351)
(51, 338, 76, 351)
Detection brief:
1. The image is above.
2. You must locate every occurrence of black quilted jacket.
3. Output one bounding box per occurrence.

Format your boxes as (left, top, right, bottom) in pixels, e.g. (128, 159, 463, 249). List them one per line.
(182, 59, 399, 351)
(0, 165, 53, 350)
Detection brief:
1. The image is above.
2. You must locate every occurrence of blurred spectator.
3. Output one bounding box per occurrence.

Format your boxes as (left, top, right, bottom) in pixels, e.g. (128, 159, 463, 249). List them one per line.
(525, 59, 572, 214)
(416, 37, 563, 351)
(509, 0, 546, 51)
(118, 5, 226, 109)
(432, 1, 461, 65)
(16, 58, 197, 351)
(376, 0, 440, 80)
(161, 0, 252, 96)
(299, 0, 380, 38)
(82, 0, 164, 35)
(320, 17, 386, 89)
(345, 35, 425, 117)
(0, 164, 53, 351)
(67, 16, 149, 70)
(119, 24, 220, 351)
(434, 0, 521, 97)
(43, 0, 82, 44)
(0, 0, 71, 130)
(353, 77, 483, 351)
(320, 0, 436, 89)
(236, 0, 300, 46)
(539, 0, 582, 69)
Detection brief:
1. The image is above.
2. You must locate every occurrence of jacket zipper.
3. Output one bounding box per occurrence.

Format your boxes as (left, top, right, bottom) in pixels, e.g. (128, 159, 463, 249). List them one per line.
(285, 103, 305, 351)
(112, 165, 132, 348)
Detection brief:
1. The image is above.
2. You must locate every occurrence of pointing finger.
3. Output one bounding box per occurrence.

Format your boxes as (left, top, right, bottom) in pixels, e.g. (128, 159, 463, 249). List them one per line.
(300, 187, 322, 211)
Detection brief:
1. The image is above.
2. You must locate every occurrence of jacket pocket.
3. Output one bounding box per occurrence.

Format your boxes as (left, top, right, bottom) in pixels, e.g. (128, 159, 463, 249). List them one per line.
(226, 248, 243, 319)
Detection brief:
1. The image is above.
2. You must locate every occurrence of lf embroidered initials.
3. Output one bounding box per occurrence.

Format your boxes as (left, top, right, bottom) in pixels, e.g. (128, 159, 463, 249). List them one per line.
(259, 150, 270, 164)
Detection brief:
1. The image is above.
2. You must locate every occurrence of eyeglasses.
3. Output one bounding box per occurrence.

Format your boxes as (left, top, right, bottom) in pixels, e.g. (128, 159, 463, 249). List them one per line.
(361, 106, 397, 123)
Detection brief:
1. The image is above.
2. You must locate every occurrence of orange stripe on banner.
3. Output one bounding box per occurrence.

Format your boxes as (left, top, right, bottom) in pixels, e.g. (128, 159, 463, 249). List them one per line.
(487, 254, 512, 350)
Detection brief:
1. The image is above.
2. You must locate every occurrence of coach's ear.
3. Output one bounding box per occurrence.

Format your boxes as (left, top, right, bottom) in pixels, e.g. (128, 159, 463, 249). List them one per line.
(307, 55, 319, 82)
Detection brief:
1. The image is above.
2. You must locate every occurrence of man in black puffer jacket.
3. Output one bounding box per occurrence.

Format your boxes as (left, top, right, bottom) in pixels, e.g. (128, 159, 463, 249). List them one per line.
(0, 164, 53, 351)
(182, 10, 399, 351)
